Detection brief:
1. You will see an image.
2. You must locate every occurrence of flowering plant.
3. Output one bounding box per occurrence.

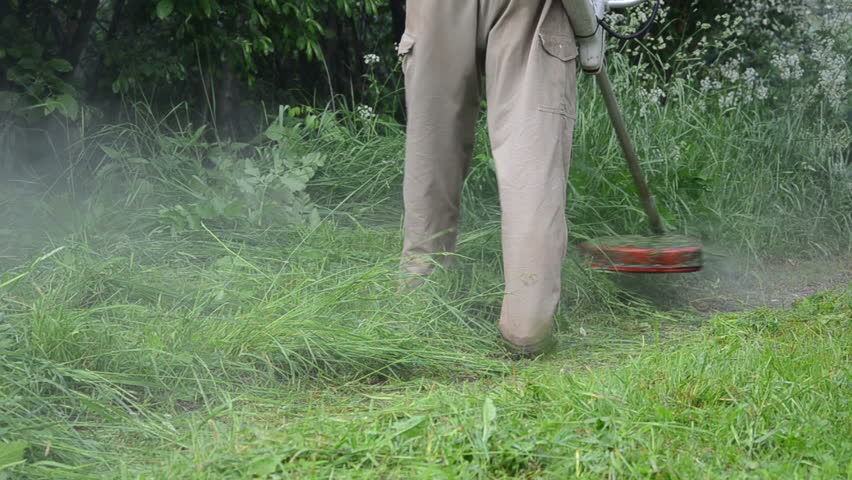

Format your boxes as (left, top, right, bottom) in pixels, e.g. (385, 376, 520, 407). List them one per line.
(610, 0, 850, 119)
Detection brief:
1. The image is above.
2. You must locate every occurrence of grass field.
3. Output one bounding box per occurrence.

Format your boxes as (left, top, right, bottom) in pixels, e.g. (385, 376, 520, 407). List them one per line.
(0, 207, 849, 478)
(1, 64, 851, 478)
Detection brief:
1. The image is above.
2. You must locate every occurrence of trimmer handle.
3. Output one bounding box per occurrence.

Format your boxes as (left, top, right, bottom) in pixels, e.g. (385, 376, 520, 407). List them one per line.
(595, 69, 667, 235)
(562, 0, 650, 74)
(608, 0, 649, 8)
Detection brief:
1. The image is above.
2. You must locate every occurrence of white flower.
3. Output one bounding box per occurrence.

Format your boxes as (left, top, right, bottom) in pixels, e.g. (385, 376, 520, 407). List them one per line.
(720, 57, 742, 84)
(719, 91, 738, 109)
(363, 54, 381, 66)
(743, 68, 758, 86)
(770, 53, 803, 81)
(356, 105, 376, 120)
(637, 87, 665, 118)
(605, 12, 626, 24)
(700, 77, 722, 93)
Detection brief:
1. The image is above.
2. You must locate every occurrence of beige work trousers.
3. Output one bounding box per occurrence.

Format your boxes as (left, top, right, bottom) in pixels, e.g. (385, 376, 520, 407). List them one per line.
(398, 0, 578, 354)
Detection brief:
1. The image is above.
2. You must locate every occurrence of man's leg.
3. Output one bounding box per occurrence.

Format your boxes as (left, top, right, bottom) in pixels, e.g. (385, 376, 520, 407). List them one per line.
(482, 0, 579, 354)
(399, 1, 482, 279)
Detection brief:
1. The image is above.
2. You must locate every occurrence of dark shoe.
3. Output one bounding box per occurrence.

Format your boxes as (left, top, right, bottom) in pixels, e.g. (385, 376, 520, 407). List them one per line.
(396, 273, 427, 293)
(501, 334, 557, 360)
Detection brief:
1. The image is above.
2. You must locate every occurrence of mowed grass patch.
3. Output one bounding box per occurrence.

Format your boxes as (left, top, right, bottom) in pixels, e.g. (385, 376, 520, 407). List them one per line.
(0, 219, 513, 478)
(147, 289, 851, 479)
(1, 206, 848, 478)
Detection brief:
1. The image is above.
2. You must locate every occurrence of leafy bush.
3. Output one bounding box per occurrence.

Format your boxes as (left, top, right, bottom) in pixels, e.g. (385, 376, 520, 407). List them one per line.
(157, 148, 325, 232)
(93, 105, 326, 232)
(0, 15, 79, 122)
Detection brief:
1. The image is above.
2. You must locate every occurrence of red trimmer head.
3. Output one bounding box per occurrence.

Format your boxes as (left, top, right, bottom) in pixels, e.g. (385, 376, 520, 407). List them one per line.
(578, 70, 703, 274)
(579, 234, 703, 273)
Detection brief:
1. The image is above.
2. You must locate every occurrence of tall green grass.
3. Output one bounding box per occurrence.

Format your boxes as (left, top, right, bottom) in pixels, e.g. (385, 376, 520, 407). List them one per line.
(2, 221, 848, 478)
(1, 57, 850, 478)
(313, 58, 851, 257)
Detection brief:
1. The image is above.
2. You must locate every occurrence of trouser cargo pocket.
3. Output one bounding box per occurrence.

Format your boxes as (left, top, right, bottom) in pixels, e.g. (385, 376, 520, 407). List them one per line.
(397, 32, 416, 76)
(537, 33, 578, 118)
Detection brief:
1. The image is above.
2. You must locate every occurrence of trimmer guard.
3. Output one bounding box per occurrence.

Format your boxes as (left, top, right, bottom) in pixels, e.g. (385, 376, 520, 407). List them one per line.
(579, 235, 703, 273)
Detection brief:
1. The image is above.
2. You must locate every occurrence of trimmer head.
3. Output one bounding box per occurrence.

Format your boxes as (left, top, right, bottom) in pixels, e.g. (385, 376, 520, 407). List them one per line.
(579, 234, 703, 273)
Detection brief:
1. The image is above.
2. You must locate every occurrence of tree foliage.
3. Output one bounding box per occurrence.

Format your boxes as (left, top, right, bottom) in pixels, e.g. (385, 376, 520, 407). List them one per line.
(0, 0, 847, 147)
(1, 0, 401, 138)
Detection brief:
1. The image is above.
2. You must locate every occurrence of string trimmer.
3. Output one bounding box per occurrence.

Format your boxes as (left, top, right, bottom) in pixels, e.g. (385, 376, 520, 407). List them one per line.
(563, 0, 703, 273)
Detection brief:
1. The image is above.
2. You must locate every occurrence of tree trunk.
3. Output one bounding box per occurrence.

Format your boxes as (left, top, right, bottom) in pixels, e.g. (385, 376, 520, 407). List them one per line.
(324, 7, 344, 98)
(32, 0, 63, 48)
(214, 11, 246, 141)
(215, 58, 241, 141)
(87, 0, 126, 94)
(390, 0, 405, 42)
(348, 16, 364, 93)
(63, 0, 100, 71)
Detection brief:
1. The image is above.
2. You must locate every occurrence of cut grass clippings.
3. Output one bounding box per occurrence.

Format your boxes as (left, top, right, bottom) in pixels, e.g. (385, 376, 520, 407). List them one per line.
(152, 290, 852, 479)
(1, 209, 849, 478)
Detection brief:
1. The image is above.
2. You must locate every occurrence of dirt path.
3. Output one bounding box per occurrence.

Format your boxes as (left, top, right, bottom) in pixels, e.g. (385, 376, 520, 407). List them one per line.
(611, 251, 851, 313)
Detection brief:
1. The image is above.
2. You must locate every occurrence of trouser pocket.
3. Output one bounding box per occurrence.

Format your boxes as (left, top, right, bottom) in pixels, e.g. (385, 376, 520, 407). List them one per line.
(537, 32, 578, 118)
(397, 32, 416, 77)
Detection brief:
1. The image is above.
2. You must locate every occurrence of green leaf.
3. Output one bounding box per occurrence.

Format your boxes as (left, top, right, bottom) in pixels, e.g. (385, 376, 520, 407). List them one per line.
(279, 175, 307, 193)
(198, 0, 213, 17)
(247, 454, 283, 476)
(44, 94, 79, 120)
(56, 94, 78, 120)
(481, 397, 497, 446)
(390, 415, 426, 438)
(196, 201, 217, 220)
(479, 396, 498, 461)
(223, 200, 242, 218)
(156, 0, 174, 19)
(308, 208, 321, 228)
(302, 152, 325, 168)
(655, 405, 674, 421)
(47, 58, 73, 72)
(244, 165, 261, 178)
(0, 441, 29, 470)
(236, 178, 256, 195)
(95, 162, 121, 179)
(264, 123, 287, 142)
(100, 145, 127, 160)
